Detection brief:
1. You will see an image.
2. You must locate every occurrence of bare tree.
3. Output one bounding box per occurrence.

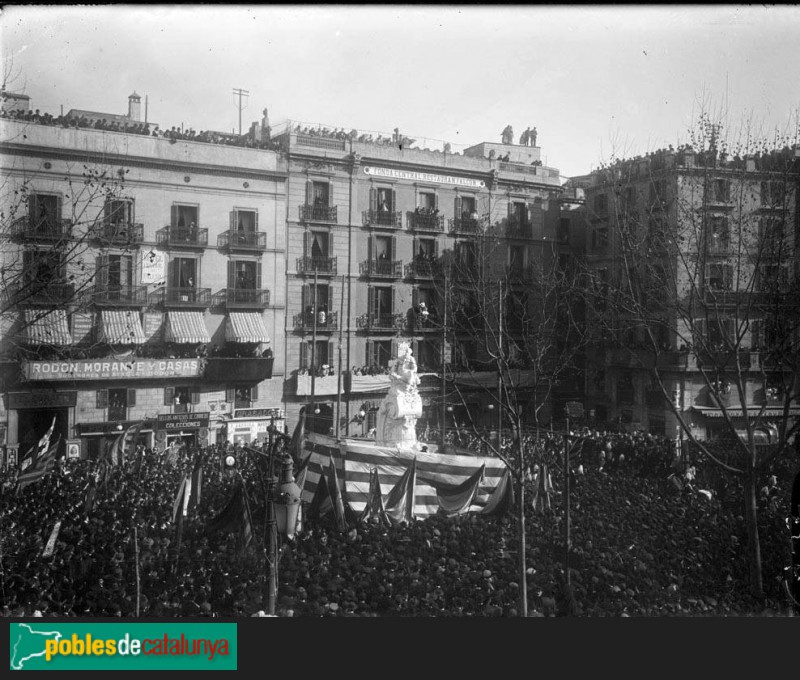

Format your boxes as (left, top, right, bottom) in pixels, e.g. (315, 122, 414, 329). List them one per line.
(582, 109, 799, 599)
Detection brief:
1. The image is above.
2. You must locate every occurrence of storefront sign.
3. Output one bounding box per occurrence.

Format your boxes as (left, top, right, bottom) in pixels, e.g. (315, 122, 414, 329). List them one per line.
(233, 408, 283, 420)
(23, 359, 204, 381)
(9, 391, 78, 409)
(157, 412, 210, 430)
(363, 166, 485, 188)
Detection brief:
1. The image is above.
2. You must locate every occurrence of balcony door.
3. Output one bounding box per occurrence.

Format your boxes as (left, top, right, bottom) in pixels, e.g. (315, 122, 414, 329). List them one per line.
(171, 257, 198, 289)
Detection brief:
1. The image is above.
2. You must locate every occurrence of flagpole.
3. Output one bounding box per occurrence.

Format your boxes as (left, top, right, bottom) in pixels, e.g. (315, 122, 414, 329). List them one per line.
(133, 525, 141, 617)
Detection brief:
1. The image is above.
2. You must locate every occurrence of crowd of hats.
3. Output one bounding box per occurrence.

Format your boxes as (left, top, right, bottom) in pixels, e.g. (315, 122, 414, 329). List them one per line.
(0, 431, 793, 617)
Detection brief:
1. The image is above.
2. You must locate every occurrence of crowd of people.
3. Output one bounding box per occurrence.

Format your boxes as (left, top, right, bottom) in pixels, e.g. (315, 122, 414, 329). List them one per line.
(0, 424, 794, 618)
(0, 106, 280, 151)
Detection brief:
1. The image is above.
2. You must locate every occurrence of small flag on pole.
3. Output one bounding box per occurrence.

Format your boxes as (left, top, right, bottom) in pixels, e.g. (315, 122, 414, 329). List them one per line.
(42, 520, 62, 558)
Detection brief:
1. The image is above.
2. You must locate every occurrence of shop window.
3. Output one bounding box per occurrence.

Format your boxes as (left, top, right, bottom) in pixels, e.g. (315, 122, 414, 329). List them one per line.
(164, 385, 198, 413)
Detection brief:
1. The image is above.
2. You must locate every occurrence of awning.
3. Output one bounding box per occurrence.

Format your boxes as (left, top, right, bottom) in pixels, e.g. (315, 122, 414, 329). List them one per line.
(99, 310, 146, 344)
(22, 309, 73, 345)
(225, 312, 270, 344)
(164, 311, 210, 344)
(692, 406, 800, 418)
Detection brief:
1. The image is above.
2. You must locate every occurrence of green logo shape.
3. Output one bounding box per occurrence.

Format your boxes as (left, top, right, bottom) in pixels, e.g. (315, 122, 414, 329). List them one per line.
(9, 622, 237, 671)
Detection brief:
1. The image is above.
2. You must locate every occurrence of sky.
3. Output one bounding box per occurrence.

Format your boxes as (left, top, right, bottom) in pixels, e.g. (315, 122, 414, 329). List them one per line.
(1, 5, 799, 179)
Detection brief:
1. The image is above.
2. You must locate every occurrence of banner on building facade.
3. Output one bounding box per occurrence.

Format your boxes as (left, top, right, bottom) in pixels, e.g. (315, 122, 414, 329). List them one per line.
(363, 166, 485, 188)
(140, 249, 166, 285)
(23, 359, 204, 381)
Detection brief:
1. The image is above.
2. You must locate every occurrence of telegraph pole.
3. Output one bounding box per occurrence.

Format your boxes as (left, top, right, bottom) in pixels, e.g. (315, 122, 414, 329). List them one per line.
(232, 88, 250, 137)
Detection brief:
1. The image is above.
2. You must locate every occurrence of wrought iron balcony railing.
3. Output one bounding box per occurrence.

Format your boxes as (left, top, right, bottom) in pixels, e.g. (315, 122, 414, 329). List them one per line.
(149, 286, 211, 308)
(299, 205, 338, 223)
(156, 226, 209, 247)
(449, 217, 482, 235)
(91, 222, 144, 245)
(296, 256, 337, 275)
(406, 211, 445, 233)
(359, 259, 403, 278)
(293, 311, 339, 332)
(94, 285, 148, 306)
(413, 314, 444, 332)
(217, 230, 267, 251)
(12, 217, 73, 241)
(404, 259, 440, 279)
(506, 219, 532, 238)
(10, 281, 75, 306)
(356, 313, 405, 331)
(363, 210, 402, 229)
(213, 288, 271, 308)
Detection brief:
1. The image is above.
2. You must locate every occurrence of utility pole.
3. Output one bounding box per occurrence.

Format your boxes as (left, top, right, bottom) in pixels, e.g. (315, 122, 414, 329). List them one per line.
(310, 268, 318, 432)
(232, 88, 250, 137)
(440, 270, 448, 444)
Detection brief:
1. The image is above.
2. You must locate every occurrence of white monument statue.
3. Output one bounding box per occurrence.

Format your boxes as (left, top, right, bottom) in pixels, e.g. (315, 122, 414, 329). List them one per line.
(376, 341, 423, 448)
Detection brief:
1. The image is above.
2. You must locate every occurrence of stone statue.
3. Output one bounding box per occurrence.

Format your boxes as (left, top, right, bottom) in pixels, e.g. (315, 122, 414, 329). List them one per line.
(376, 341, 422, 449)
(501, 125, 514, 145)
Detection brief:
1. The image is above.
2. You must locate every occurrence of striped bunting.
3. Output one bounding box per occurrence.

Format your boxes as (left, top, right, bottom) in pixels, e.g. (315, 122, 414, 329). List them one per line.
(298, 433, 508, 520)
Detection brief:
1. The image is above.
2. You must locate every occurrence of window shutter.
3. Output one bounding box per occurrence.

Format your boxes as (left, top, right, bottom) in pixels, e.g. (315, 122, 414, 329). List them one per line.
(328, 342, 334, 370)
(369, 187, 377, 213)
(126, 388, 136, 407)
(365, 340, 374, 366)
(168, 258, 178, 287)
(390, 188, 397, 213)
(368, 287, 375, 318)
(95, 255, 109, 287)
(412, 237, 418, 260)
(368, 234, 373, 262)
(299, 341, 308, 370)
(454, 196, 462, 220)
(171, 205, 179, 228)
(434, 193, 439, 211)
(104, 199, 112, 223)
(190, 389, 200, 405)
(256, 261, 262, 289)
(28, 195, 36, 221)
(391, 287, 396, 315)
(250, 384, 259, 402)
(96, 390, 108, 408)
(164, 387, 174, 406)
(56, 195, 63, 222)
(390, 235, 397, 261)
(230, 211, 236, 231)
(412, 287, 419, 308)
(390, 338, 399, 362)
(226, 387, 235, 403)
(412, 340, 419, 365)
(327, 230, 333, 257)
(228, 260, 236, 290)
(302, 284, 311, 313)
(327, 284, 334, 313)
(433, 239, 439, 257)
(305, 180, 313, 207)
(328, 181, 334, 207)
(303, 230, 310, 258)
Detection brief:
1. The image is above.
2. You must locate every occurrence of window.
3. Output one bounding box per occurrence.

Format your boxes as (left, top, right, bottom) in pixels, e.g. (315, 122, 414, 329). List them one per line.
(455, 241, 477, 269)
(758, 264, 790, 292)
(594, 193, 608, 216)
(593, 225, 609, 249)
(377, 187, 394, 212)
(759, 216, 786, 247)
(453, 340, 478, 369)
(233, 209, 257, 233)
(164, 386, 198, 413)
(760, 180, 785, 207)
(419, 192, 436, 211)
(369, 286, 394, 317)
(311, 181, 330, 207)
(230, 384, 258, 409)
(300, 339, 332, 371)
(558, 217, 570, 244)
(231, 260, 258, 290)
(108, 254, 134, 289)
(171, 204, 199, 229)
(508, 244, 528, 272)
(707, 215, 730, 252)
(649, 180, 667, 205)
(416, 238, 437, 260)
(28, 194, 61, 232)
(708, 179, 730, 203)
(704, 263, 733, 292)
(461, 196, 477, 217)
(171, 257, 198, 289)
(97, 388, 136, 420)
(307, 231, 329, 258)
(366, 340, 392, 369)
(372, 234, 392, 260)
(707, 317, 736, 349)
(415, 340, 440, 372)
(302, 283, 331, 315)
(23, 249, 65, 287)
(105, 198, 133, 226)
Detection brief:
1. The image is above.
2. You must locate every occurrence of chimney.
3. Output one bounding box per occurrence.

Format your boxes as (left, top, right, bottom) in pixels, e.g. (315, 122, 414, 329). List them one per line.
(128, 91, 142, 122)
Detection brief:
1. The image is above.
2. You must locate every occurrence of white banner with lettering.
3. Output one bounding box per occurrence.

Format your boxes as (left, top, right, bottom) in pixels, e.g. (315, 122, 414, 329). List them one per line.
(363, 166, 484, 188)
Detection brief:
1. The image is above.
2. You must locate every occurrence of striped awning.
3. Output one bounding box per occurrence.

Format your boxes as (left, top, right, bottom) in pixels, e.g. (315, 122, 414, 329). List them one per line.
(225, 312, 271, 344)
(22, 309, 73, 345)
(692, 406, 800, 418)
(164, 311, 210, 344)
(99, 310, 146, 344)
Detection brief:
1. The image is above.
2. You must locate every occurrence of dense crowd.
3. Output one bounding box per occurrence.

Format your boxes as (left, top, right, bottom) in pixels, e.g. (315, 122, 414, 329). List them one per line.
(0, 428, 795, 618)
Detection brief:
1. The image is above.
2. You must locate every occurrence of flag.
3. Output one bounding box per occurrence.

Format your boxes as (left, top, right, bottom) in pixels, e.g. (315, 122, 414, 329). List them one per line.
(108, 421, 145, 466)
(189, 450, 204, 511)
(479, 468, 514, 517)
(172, 477, 187, 523)
(42, 520, 62, 558)
(289, 411, 307, 465)
(385, 457, 417, 526)
(16, 436, 61, 492)
(436, 464, 485, 516)
(207, 478, 254, 547)
(83, 475, 97, 516)
(21, 416, 57, 470)
(307, 454, 347, 531)
(531, 463, 553, 514)
(358, 468, 390, 526)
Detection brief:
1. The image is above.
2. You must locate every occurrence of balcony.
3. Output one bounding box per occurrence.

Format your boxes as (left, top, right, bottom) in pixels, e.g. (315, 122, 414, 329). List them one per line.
(294, 373, 339, 396)
(406, 211, 445, 233)
(405, 258, 440, 279)
(217, 230, 267, 252)
(299, 204, 338, 223)
(363, 210, 402, 229)
(293, 311, 339, 332)
(11, 217, 73, 241)
(213, 288, 271, 309)
(507, 265, 533, 281)
(108, 406, 128, 422)
(706, 237, 731, 256)
(149, 286, 211, 308)
(90, 222, 144, 246)
(356, 313, 405, 332)
(204, 357, 274, 382)
(413, 314, 443, 332)
(449, 217, 482, 235)
(359, 259, 403, 279)
(156, 225, 209, 248)
(9, 281, 75, 306)
(296, 256, 337, 276)
(94, 285, 148, 306)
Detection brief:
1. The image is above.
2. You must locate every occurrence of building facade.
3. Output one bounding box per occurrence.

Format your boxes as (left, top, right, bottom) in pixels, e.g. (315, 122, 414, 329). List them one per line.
(0, 115, 287, 460)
